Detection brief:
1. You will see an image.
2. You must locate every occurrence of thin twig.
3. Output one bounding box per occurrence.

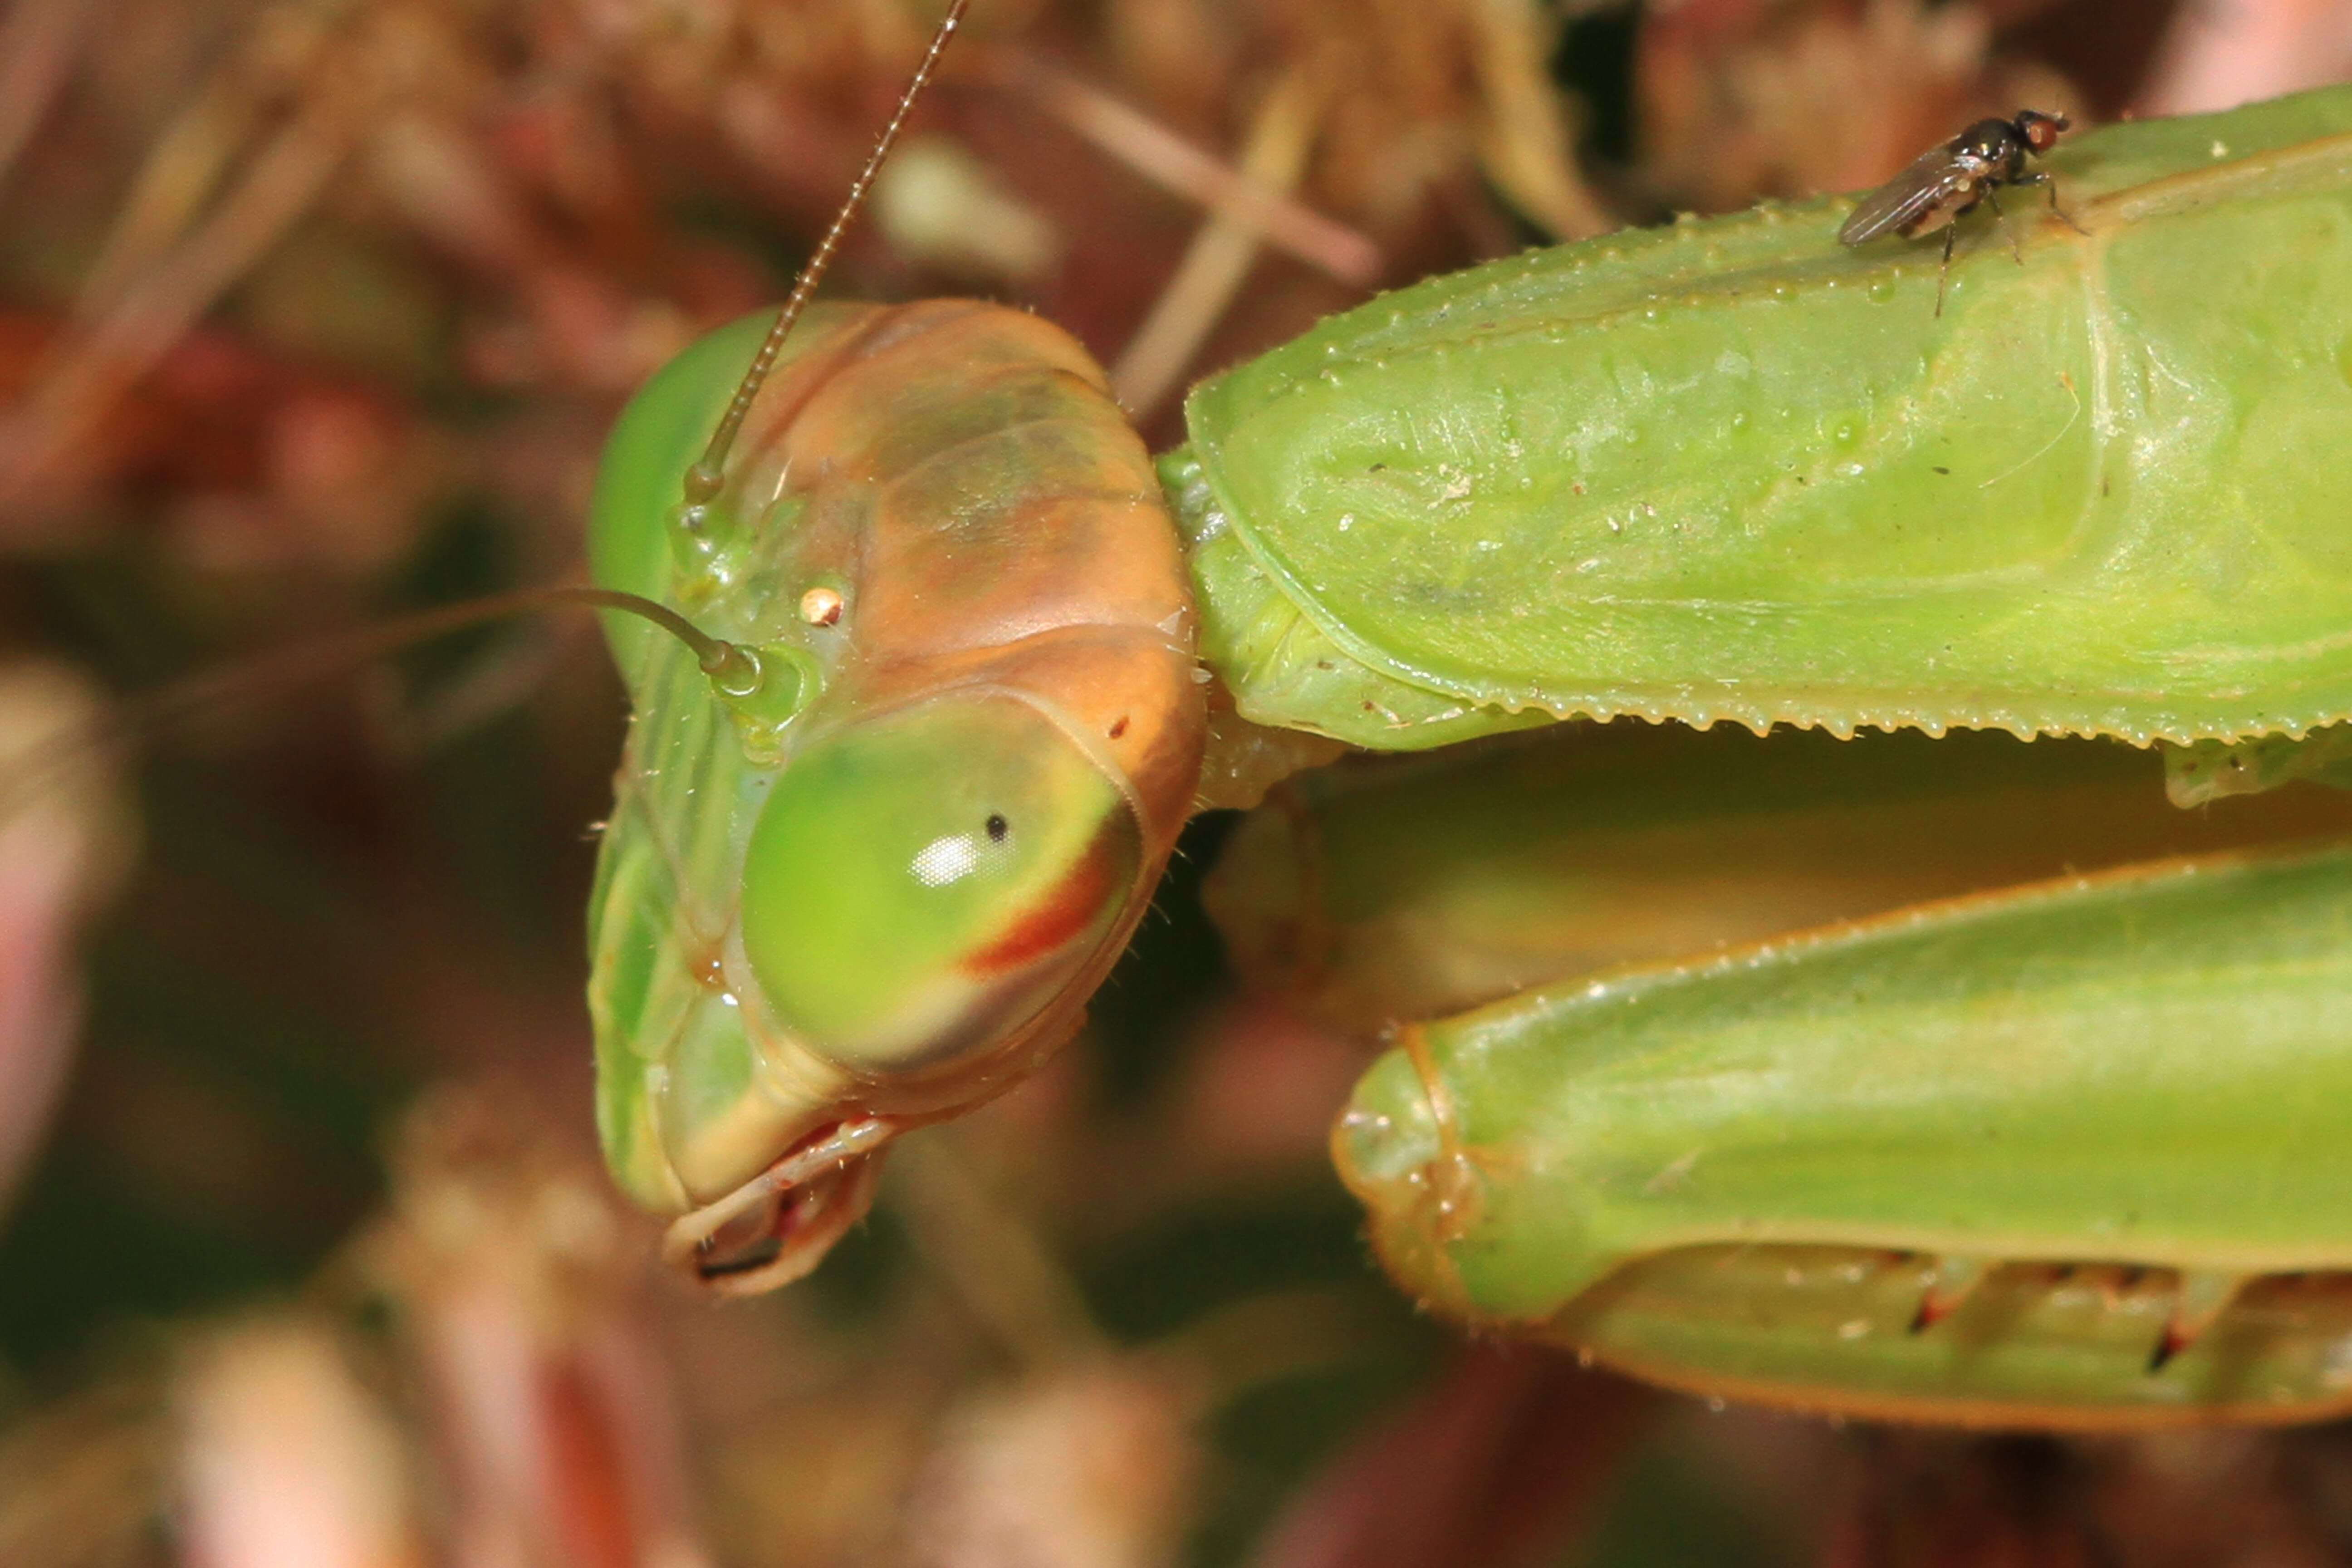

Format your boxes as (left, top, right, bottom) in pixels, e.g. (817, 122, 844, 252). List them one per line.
(73, 11, 331, 316)
(0, 0, 96, 201)
(1466, 0, 1616, 241)
(1110, 65, 1327, 420)
(1005, 48, 1379, 287)
(0, 89, 354, 506)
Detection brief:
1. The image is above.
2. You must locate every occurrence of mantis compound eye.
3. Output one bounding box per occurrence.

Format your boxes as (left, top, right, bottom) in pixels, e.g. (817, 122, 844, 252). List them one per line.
(737, 694, 1145, 1075)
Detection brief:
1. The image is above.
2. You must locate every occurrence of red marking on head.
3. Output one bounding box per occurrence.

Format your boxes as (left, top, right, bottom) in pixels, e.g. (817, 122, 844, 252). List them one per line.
(961, 831, 1123, 977)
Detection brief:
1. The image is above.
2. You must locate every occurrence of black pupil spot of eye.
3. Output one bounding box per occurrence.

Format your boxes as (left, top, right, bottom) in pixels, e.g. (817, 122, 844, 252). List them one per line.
(985, 813, 1009, 842)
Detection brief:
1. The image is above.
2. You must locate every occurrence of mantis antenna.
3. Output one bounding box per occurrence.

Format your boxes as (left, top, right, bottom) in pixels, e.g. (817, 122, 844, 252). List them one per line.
(681, 0, 974, 508)
(0, 583, 764, 827)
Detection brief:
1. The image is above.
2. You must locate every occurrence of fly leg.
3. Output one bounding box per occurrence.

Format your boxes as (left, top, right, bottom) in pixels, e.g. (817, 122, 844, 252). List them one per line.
(1985, 184, 2024, 264)
(1935, 220, 1957, 316)
(2019, 170, 2090, 235)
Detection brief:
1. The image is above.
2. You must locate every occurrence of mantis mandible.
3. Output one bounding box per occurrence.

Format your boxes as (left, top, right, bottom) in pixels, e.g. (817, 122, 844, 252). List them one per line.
(578, 0, 2352, 1426)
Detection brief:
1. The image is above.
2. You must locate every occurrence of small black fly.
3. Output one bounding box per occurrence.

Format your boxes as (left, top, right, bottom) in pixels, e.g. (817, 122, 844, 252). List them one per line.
(1839, 111, 2083, 314)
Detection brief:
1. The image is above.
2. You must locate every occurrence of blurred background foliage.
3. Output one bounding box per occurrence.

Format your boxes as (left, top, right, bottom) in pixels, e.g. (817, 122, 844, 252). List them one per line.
(3, 0, 2352, 1563)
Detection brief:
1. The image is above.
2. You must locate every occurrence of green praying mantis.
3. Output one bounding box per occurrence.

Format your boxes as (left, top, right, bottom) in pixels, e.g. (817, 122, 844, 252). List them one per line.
(574, 5, 2352, 1429)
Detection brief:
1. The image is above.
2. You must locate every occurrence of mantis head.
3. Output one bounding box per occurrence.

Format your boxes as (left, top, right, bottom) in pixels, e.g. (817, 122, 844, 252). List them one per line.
(648, 688, 1157, 1292)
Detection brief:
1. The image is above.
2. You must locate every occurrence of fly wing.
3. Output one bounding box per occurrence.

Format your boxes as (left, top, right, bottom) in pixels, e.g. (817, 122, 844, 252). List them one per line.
(1838, 147, 1972, 245)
